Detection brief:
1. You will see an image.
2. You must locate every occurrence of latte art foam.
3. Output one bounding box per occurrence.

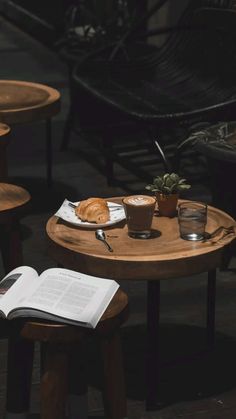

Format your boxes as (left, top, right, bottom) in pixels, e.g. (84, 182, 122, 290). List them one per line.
(122, 194, 156, 238)
(124, 195, 155, 206)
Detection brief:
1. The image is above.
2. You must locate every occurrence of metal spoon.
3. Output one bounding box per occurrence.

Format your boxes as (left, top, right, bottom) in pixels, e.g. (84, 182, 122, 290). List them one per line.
(95, 229, 113, 252)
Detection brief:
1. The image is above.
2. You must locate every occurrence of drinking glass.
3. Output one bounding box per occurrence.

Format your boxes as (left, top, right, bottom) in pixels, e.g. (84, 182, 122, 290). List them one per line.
(178, 201, 207, 241)
(123, 195, 156, 239)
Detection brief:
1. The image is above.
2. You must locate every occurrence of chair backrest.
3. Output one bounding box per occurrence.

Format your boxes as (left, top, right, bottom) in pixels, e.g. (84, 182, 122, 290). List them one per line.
(73, 0, 236, 85)
(156, 0, 236, 84)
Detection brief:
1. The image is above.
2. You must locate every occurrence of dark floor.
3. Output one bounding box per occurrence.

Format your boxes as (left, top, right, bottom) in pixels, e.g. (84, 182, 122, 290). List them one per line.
(1, 14, 236, 419)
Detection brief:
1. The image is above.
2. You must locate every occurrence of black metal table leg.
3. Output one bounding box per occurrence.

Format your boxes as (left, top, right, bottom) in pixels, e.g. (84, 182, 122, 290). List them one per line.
(207, 269, 216, 348)
(146, 280, 161, 411)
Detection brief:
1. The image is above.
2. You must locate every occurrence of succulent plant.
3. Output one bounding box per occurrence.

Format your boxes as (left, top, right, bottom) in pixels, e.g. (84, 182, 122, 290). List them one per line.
(145, 173, 191, 195)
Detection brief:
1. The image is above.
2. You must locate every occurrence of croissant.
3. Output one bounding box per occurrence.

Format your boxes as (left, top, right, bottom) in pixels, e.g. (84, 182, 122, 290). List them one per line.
(75, 197, 110, 224)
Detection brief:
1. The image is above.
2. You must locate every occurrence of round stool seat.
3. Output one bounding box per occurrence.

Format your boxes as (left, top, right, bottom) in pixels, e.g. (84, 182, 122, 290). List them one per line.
(0, 80, 60, 124)
(0, 182, 31, 221)
(21, 288, 129, 342)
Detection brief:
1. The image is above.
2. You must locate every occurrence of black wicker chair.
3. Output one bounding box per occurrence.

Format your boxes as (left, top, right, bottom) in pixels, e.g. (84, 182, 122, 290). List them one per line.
(62, 0, 236, 183)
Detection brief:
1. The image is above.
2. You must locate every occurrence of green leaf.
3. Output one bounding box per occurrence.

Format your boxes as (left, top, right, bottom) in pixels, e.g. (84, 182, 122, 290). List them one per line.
(146, 172, 191, 194)
(163, 173, 170, 183)
(170, 173, 179, 182)
(165, 176, 174, 187)
(163, 186, 171, 194)
(153, 177, 163, 188)
(178, 178, 187, 184)
(177, 184, 191, 190)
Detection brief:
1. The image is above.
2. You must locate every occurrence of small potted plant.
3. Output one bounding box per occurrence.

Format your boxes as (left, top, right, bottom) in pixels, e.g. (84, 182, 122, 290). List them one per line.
(145, 173, 191, 217)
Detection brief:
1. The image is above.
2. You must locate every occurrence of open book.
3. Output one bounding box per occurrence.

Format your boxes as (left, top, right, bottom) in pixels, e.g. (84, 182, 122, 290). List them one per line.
(0, 266, 120, 328)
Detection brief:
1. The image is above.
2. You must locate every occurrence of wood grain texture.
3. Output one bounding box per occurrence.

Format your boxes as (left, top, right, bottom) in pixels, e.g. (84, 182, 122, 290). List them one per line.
(46, 198, 236, 281)
(0, 80, 60, 124)
(0, 183, 31, 220)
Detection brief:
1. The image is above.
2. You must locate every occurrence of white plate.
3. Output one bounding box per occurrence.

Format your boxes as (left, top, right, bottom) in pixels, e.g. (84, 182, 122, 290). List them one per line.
(55, 199, 126, 228)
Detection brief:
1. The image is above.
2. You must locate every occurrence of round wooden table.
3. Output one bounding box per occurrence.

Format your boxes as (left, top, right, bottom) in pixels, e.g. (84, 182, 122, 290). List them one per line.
(0, 80, 61, 186)
(46, 197, 236, 410)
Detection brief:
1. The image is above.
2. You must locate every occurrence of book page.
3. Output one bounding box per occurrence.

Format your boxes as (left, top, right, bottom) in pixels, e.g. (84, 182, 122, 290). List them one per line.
(0, 266, 39, 316)
(8, 268, 119, 327)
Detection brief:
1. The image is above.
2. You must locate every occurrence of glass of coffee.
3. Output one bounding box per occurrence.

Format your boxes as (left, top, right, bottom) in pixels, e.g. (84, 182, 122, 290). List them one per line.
(123, 195, 156, 239)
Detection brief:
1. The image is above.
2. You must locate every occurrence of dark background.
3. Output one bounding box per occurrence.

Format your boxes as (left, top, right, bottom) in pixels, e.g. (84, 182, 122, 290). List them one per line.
(0, 0, 189, 46)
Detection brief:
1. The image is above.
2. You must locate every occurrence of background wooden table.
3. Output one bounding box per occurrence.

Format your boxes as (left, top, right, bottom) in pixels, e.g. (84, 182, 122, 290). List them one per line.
(0, 80, 61, 186)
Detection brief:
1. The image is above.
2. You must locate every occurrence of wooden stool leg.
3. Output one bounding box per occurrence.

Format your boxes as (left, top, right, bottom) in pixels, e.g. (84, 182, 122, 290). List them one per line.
(40, 342, 68, 419)
(67, 342, 88, 419)
(0, 220, 23, 273)
(6, 334, 34, 415)
(100, 331, 127, 419)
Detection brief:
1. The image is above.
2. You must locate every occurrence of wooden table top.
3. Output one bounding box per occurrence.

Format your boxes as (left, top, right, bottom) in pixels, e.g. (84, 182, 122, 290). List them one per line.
(46, 198, 236, 281)
(0, 80, 60, 124)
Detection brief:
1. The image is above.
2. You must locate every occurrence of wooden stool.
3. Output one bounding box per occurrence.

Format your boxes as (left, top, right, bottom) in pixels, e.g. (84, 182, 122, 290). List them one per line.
(20, 289, 129, 419)
(0, 183, 34, 418)
(0, 123, 10, 182)
(0, 80, 61, 187)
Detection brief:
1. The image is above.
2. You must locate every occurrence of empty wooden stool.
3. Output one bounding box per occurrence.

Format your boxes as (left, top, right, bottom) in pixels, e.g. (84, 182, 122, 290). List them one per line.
(0, 183, 34, 419)
(0, 80, 61, 187)
(20, 288, 129, 419)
